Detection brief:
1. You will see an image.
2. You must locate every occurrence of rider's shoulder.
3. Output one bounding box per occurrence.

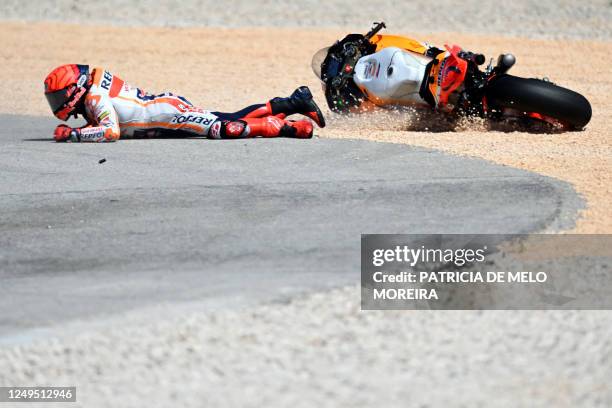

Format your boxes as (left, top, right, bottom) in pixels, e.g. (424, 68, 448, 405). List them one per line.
(90, 67, 116, 88)
(83, 83, 111, 108)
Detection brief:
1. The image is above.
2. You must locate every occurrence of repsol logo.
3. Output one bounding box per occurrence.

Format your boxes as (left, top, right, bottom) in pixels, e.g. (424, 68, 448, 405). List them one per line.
(100, 71, 113, 91)
(171, 115, 213, 126)
(437, 59, 446, 87)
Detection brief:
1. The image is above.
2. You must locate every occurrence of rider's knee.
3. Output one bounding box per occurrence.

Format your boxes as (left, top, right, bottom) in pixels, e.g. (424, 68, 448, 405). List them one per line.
(209, 120, 249, 139)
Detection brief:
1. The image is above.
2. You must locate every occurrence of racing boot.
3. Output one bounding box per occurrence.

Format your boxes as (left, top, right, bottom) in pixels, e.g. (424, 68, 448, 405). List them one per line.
(242, 117, 313, 139)
(267, 86, 326, 128)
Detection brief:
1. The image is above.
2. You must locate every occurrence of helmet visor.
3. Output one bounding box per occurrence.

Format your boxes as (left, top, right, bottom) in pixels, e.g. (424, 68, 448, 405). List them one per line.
(45, 86, 72, 114)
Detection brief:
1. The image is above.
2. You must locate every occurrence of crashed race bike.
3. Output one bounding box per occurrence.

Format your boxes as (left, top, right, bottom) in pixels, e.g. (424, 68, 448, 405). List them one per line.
(312, 22, 592, 130)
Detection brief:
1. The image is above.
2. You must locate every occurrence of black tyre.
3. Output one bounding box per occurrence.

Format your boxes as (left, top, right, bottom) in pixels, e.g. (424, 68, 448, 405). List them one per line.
(485, 75, 592, 129)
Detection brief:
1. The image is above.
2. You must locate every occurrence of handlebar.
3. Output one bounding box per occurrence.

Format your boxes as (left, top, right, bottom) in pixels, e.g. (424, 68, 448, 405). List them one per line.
(458, 50, 486, 66)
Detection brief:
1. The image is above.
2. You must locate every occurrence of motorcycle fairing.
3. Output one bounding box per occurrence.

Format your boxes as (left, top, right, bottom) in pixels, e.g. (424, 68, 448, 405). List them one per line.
(427, 45, 468, 110)
(353, 47, 431, 106)
(369, 34, 430, 55)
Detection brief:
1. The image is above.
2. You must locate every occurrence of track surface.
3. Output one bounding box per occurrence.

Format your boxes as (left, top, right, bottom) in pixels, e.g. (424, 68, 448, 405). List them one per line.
(0, 115, 581, 338)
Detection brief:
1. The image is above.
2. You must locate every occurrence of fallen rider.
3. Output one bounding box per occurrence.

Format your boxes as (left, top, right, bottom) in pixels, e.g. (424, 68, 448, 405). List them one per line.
(44, 64, 326, 142)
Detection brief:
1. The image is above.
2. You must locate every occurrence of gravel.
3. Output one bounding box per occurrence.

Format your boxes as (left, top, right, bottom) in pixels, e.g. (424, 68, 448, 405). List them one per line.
(1, 287, 611, 407)
(1, 0, 611, 40)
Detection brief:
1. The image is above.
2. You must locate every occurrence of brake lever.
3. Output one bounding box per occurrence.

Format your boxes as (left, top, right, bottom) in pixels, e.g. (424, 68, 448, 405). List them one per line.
(364, 21, 386, 40)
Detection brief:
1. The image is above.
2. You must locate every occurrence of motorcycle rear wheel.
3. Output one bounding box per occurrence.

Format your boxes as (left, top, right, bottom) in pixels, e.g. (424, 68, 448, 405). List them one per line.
(485, 75, 592, 130)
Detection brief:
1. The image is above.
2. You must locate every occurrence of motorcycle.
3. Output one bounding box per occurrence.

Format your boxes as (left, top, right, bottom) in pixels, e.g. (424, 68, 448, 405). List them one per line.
(312, 22, 592, 130)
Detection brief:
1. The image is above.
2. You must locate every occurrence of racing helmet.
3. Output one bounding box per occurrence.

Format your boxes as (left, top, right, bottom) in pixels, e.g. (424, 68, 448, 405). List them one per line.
(44, 64, 90, 120)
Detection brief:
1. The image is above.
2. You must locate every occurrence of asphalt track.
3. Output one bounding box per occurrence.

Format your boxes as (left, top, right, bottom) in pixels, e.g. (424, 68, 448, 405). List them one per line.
(0, 114, 582, 339)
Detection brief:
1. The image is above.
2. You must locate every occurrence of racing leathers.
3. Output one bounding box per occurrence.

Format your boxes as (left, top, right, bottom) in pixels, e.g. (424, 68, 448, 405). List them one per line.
(55, 67, 325, 142)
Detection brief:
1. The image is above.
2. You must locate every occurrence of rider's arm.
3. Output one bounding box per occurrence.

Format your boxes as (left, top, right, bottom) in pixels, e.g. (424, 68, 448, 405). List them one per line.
(54, 93, 121, 142)
(80, 93, 121, 142)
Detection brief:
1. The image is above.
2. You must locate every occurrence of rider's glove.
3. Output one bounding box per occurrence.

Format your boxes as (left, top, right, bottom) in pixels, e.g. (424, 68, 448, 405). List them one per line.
(54, 125, 81, 142)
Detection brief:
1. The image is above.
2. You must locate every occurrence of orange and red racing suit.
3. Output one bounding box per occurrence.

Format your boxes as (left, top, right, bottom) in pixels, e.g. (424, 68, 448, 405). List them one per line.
(70, 68, 306, 142)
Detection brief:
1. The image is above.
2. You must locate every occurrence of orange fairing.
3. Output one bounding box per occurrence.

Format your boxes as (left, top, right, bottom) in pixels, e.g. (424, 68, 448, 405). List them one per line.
(369, 34, 429, 55)
(428, 45, 468, 109)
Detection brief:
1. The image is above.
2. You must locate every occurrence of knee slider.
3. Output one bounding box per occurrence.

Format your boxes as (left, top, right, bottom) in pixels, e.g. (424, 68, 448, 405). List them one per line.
(210, 120, 250, 139)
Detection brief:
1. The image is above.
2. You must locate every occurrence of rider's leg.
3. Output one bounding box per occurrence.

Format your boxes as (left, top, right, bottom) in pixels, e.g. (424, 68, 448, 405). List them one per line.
(209, 116, 313, 139)
(244, 117, 313, 138)
(212, 104, 282, 120)
(266, 86, 325, 127)
(153, 108, 313, 139)
(213, 87, 325, 127)
(211, 104, 265, 121)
